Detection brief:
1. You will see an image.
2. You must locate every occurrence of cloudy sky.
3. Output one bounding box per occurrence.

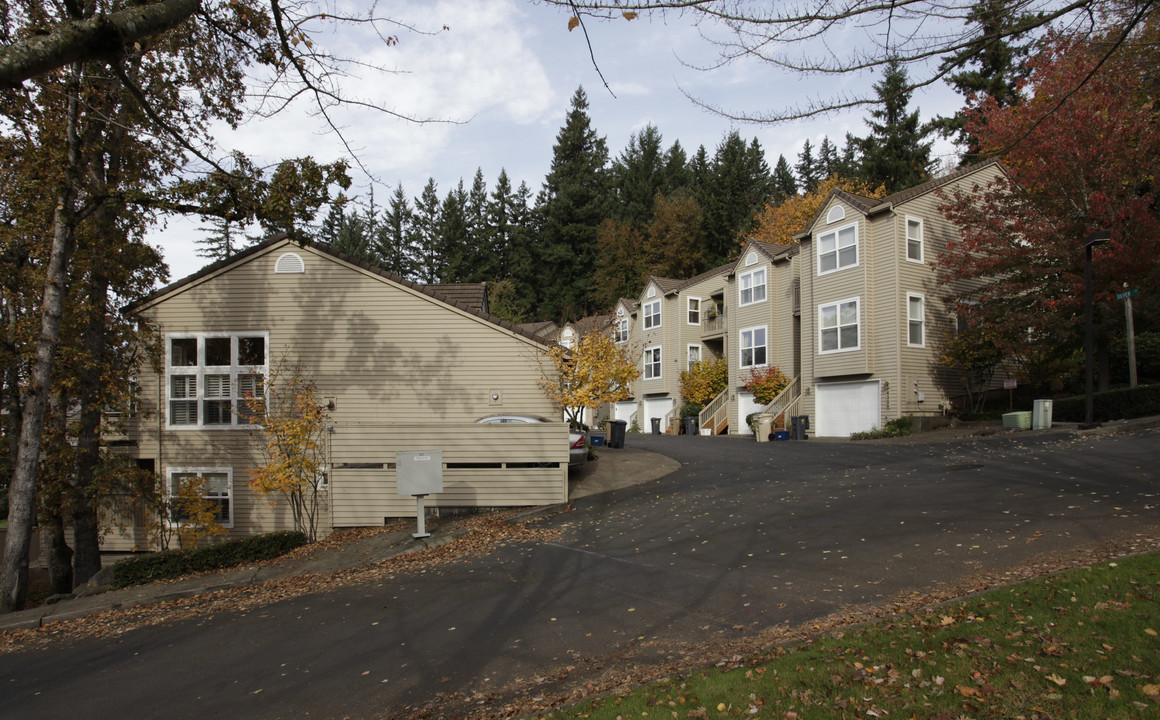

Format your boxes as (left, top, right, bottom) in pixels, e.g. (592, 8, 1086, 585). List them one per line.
(150, 0, 963, 282)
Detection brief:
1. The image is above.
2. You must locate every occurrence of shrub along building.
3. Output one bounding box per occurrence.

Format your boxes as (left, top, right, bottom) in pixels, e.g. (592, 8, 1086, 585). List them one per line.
(608, 160, 1008, 438)
(108, 236, 569, 548)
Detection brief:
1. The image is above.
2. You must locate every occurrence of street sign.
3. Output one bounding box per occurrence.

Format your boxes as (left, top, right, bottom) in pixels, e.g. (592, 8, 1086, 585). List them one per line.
(1116, 288, 1139, 300)
(1003, 379, 1017, 390)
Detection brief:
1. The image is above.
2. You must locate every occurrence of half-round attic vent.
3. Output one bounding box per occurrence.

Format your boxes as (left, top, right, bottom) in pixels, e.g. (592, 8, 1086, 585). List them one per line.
(826, 205, 846, 224)
(274, 252, 305, 274)
(745, 251, 758, 266)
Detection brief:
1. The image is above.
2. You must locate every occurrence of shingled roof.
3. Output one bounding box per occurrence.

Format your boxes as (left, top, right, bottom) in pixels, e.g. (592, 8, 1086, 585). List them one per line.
(131, 235, 552, 347)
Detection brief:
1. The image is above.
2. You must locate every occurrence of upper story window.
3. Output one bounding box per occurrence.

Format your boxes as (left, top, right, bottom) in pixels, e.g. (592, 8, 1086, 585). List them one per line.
(643, 346, 662, 380)
(739, 268, 767, 306)
(167, 333, 268, 428)
(818, 223, 858, 275)
(687, 297, 701, 325)
(907, 293, 925, 347)
(819, 298, 860, 353)
(644, 299, 661, 329)
(740, 326, 767, 368)
(561, 328, 575, 349)
(906, 217, 924, 263)
(614, 318, 629, 344)
(687, 344, 701, 371)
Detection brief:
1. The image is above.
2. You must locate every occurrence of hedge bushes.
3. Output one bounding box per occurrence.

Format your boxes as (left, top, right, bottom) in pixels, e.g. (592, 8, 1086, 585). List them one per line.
(1052, 383, 1160, 423)
(110, 530, 308, 589)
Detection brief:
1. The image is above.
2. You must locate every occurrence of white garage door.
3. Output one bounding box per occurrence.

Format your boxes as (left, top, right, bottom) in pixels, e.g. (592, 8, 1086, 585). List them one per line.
(737, 391, 764, 435)
(643, 397, 674, 432)
(815, 380, 881, 437)
(613, 401, 636, 422)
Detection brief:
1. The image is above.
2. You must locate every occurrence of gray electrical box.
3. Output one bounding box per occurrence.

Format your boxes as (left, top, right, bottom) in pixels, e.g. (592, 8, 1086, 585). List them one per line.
(396, 450, 443, 496)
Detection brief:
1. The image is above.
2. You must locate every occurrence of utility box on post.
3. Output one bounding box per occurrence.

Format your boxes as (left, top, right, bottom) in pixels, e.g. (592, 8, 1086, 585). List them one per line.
(397, 450, 443, 538)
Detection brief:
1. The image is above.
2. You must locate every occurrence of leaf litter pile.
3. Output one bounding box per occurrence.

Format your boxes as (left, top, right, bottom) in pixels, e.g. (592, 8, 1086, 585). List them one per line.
(0, 512, 557, 654)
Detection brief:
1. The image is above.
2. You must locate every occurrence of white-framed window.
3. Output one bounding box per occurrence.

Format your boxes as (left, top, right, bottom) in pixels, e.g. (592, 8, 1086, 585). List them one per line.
(739, 268, 767, 306)
(687, 297, 701, 325)
(907, 292, 925, 347)
(643, 299, 661, 329)
(826, 205, 846, 224)
(614, 318, 629, 344)
(819, 298, 860, 353)
(745, 251, 758, 267)
(740, 326, 768, 368)
(644, 346, 662, 380)
(167, 333, 268, 429)
(906, 216, 924, 263)
(166, 467, 233, 528)
(561, 328, 575, 348)
(818, 223, 858, 275)
(687, 344, 702, 371)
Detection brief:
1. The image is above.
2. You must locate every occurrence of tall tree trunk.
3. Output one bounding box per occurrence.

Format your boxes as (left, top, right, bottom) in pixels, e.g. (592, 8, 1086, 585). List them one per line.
(0, 67, 82, 614)
(71, 238, 111, 587)
(43, 406, 74, 596)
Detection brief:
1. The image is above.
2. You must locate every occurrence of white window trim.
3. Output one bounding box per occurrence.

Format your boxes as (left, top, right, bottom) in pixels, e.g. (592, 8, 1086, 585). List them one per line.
(817, 221, 860, 276)
(166, 332, 269, 430)
(907, 292, 926, 348)
(643, 299, 662, 330)
(644, 345, 662, 380)
(614, 318, 629, 344)
(166, 467, 234, 529)
(738, 267, 767, 307)
(818, 297, 861, 354)
(687, 296, 701, 325)
(739, 325, 768, 369)
(687, 343, 702, 372)
(905, 216, 925, 264)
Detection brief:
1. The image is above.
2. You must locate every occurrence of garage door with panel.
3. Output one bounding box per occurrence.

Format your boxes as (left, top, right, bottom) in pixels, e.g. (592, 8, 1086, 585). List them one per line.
(815, 380, 880, 437)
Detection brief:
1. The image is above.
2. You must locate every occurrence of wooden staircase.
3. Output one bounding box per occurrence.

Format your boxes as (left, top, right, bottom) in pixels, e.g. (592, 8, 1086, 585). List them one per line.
(698, 388, 729, 435)
(762, 376, 801, 430)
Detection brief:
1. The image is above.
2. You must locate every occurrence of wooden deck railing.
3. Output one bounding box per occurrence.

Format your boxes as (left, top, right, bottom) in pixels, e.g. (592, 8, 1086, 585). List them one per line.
(763, 376, 801, 429)
(698, 387, 730, 435)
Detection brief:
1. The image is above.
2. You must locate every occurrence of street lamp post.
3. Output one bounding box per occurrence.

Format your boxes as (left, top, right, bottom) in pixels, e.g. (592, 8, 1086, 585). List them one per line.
(1083, 230, 1111, 428)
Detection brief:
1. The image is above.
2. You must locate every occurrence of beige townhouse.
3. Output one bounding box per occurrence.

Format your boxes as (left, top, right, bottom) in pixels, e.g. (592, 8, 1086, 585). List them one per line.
(110, 235, 568, 548)
(794, 160, 1007, 436)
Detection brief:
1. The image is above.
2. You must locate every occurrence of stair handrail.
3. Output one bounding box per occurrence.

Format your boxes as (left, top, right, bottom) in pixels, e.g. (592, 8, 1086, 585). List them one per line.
(698, 387, 729, 435)
(762, 375, 801, 421)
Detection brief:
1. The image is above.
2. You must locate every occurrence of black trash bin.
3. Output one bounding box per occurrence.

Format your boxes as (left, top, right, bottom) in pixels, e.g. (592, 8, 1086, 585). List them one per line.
(791, 415, 810, 440)
(608, 419, 627, 448)
(650, 417, 661, 435)
(683, 416, 698, 437)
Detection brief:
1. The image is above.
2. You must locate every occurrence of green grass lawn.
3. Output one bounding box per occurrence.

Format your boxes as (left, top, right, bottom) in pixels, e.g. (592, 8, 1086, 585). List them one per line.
(545, 552, 1160, 719)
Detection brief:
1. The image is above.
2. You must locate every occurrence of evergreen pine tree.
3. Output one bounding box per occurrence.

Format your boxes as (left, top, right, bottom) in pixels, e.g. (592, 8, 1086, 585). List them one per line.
(795, 139, 822, 193)
(932, 0, 1031, 163)
(440, 180, 471, 282)
(506, 180, 540, 321)
(535, 87, 610, 320)
(411, 178, 443, 283)
(818, 137, 840, 179)
(660, 140, 692, 195)
(699, 131, 773, 264)
(609, 124, 665, 227)
(771, 155, 798, 203)
(195, 216, 252, 262)
(859, 58, 935, 194)
(375, 183, 414, 279)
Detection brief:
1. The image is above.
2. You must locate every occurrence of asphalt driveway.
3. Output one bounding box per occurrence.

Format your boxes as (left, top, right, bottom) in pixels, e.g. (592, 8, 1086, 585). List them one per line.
(2, 427, 1158, 719)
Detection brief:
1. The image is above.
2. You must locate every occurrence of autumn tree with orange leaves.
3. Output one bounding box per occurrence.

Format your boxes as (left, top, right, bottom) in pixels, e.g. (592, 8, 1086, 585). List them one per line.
(539, 330, 641, 429)
(938, 14, 1160, 392)
(750, 176, 887, 246)
(247, 359, 330, 542)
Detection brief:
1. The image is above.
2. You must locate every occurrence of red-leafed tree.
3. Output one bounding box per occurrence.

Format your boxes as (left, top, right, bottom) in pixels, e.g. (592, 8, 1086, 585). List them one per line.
(938, 19, 1160, 392)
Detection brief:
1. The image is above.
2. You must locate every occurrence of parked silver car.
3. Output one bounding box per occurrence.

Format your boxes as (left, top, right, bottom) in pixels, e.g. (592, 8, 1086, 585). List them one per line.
(473, 414, 587, 468)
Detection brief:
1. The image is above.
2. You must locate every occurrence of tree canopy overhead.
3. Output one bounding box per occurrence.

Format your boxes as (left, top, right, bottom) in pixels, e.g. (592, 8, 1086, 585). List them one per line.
(547, 1, 1154, 123)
